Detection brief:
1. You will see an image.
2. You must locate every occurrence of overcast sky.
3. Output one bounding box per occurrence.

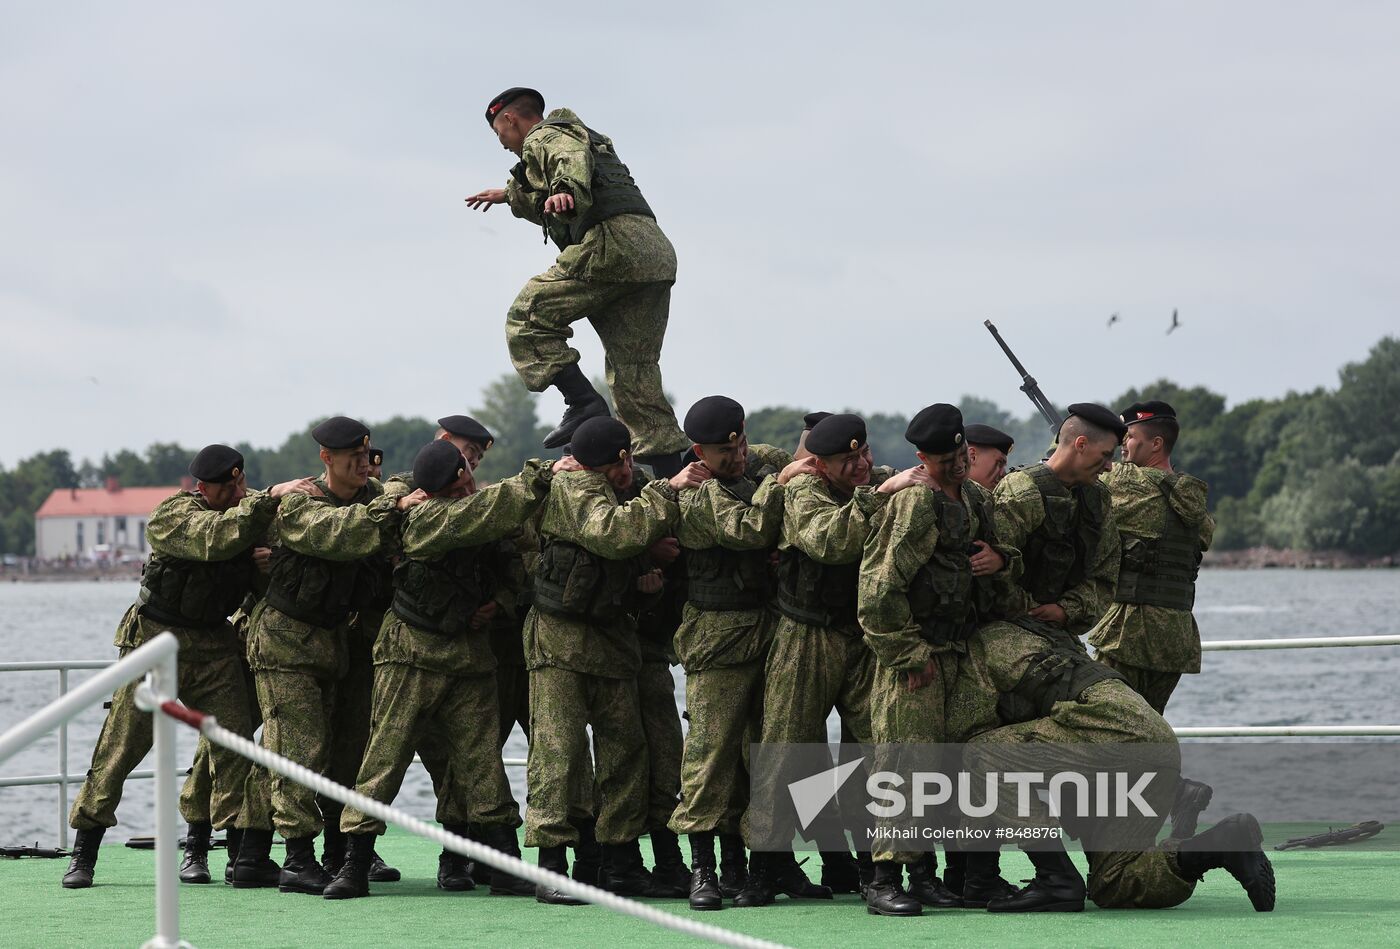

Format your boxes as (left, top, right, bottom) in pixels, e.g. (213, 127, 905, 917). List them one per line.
(3, 2, 1397, 467)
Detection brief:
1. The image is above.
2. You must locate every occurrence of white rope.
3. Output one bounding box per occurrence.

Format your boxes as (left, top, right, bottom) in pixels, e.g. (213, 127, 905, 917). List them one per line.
(184, 709, 790, 949)
(1200, 634, 1400, 651)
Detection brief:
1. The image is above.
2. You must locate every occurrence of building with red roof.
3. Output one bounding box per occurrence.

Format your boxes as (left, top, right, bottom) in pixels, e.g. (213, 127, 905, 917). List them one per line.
(34, 479, 182, 561)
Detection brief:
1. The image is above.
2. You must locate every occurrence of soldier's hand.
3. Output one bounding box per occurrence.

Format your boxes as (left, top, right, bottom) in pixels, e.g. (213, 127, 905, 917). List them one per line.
(553, 455, 584, 474)
(636, 568, 664, 594)
(878, 465, 931, 495)
(466, 188, 506, 211)
(396, 488, 429, 512)
(470, 601, 500, 630)
(777, 456, 820, 485)
(1028, 602, 1068, 626)
(905, 657, 939, 691)
(269, 477, 319, 500)
(668, 462, 712, 492)
(251, 546, 273, 575)
(543, 192, 575, 215)
(968, 540, 1005, 577)
(647, 536, 681, 566)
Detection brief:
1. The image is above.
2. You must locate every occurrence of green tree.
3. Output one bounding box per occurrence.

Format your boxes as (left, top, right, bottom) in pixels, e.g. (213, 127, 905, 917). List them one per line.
(474, 374, 550, 483)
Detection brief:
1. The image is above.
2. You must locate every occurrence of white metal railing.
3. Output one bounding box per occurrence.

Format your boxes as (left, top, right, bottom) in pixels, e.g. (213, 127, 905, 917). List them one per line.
(0, 634, 183, 949)
(1200, 634, 1400, 651)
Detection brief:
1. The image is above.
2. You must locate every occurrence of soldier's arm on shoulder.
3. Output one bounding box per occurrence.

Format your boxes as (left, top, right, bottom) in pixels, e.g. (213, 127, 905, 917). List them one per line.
(275, 493, 393, 561)
(858, 490, 940, 668)
(403, 463, 554, 558)
(146, 491, 278, 561)
(711, 478, 786, 551)
(748, 443, 795, 470)
(991, 471, 1045, 553)
(784, 474, 883, 565)
(677, 483, 721, 548)
(566, 472, 678, 559)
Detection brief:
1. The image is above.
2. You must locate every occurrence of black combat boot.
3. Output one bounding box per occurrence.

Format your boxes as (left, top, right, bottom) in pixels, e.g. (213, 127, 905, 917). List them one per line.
(942, 846, 966, 896)
(1175, 813, 1275, 912)
(179, 822, 213, 884)
(223, 828, 243, 885)
(959, 850, 1017, 908)
(1170, 778, 1215, 839)
(543, 365, 610, 449)
(648, 828, 691, 898)
(368, 850, 400, 882)
(463, 823, 491, 886)
(320, 822, 346, 876)
(907, 852, 961, 908)
(229, 828, 280, 888)
(772, 852, 834, 900)
(687, 832, 722, 911)
(603, 839, 653, 897)
(865, 861, 923, 917)
(637, 453, 685, 480)
(481, 824, 535, 895)
(62, 827, 104, 889)
(819, 849, 862, 894)
(985, 846, 1085, 913)
(323, 832, 374, 900)
(717, 833, 747, 898)
(571, 817, 603, 886)
(437, 823, 475, 891)
(279, 836, 333, 895)
(535, 845, 585, 905)
(732, 850, 777, 907)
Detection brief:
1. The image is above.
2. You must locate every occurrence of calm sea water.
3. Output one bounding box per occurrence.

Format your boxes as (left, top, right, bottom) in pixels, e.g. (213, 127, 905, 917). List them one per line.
(2, 570, 1398, 844)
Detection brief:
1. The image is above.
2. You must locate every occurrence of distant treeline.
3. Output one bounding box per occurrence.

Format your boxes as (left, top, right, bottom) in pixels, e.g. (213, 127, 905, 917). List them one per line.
(3, 338, 1397, 558)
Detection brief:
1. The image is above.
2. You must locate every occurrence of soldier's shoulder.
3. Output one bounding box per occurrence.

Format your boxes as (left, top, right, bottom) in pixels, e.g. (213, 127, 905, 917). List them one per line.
(887, 485, 938, 527)
(785, 472, 827, 497)
(963, 479, 993, 504)
(154, 490, 202, 513)
(996, 468, 1040, 498)
(748, 444, 794, 470)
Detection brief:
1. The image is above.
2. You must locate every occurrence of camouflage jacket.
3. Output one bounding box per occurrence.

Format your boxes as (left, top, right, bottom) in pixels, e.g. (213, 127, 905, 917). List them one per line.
(859, 480, 1022, 670)
(1087, 463, 1215, 673)
(991, 467, 1121, 635)
(504, 108, 676, 284)
(523, 469, 680, 678)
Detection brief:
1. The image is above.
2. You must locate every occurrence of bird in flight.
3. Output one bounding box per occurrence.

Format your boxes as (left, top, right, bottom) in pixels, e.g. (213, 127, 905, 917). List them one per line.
(1166, 309, 1181, 335)
(1107, 313, 1120, 328)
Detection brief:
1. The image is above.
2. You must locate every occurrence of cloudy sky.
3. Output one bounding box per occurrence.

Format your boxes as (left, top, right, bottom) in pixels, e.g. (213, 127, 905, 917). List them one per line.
(3, 2, 1397, 466)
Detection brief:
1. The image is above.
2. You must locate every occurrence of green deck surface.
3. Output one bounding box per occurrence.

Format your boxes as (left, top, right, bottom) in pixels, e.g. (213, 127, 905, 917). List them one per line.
(4, 829, 1397, 948)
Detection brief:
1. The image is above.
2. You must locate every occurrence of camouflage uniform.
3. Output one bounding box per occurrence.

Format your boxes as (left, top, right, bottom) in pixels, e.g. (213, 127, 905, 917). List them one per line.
(503, 108, 687, 457)
(340, 462, 553, 836)
(70, 491, 271, 833)
(1088, 463, 1215, 713)
(522, 469, 680, 848)
(742, 470, 891, 849)
(858, 480, 1021, 863)
(180, 601, 260, 825)
(238, 480, 402, 840)
(669, 445, 791, 837)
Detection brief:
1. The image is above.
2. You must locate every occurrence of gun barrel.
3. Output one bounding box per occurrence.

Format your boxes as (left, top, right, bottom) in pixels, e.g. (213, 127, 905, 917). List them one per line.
(983, 320, 1064, 432)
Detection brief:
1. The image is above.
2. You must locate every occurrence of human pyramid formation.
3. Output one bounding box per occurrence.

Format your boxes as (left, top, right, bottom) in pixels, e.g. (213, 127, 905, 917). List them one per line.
(60, 87, 1276, 919)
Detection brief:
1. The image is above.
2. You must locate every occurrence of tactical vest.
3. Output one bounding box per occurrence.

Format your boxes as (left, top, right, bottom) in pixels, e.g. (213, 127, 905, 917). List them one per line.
(995, 617, 1128, 725)
(512, 119, 655, 250)
(905, 488, 993, 646)
(774, 548, 859, 628)
(533, 536, 643, 623)
(137, 551, 255, 629)
(685, 462, 777, 612)
(1019, 465, 1105, 605)
(264, 483, 385, 628)
(1115, 474, 1203, 611)
(390, 542, 504, 637)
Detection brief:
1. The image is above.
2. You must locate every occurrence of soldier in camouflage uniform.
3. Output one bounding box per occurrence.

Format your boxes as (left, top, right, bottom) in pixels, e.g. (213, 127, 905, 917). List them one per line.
(467, 88, 688, 475)
(62, 446, 316, 889)
(964, 423, 1015, 492)
(857, 405, 1021, 916)
(663, 396, 792, 910)
(323, 442, 557, 899)
(738, 414, 928, 907)
(522, 417, 708, 904)
(1089, 401, 1214, 714)
(231, 417, 424, 895)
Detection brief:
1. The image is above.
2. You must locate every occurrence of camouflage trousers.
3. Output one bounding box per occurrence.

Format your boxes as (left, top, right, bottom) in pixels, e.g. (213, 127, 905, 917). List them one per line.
(525, 666, 646, 848)
(639, 660, 683, 832)
(668, 660, 764, 836)
(238, 670, 338, 839)
(421, 661, 530, 826)
(341, 663, 519, 835)
(1096, 653, 1182, 715)
(71, 626, 253, 832)
(741, 617, 874, 849)
(319, 617, 376, 829)
(180, 654, 259, 825)
(507, 269, 688, 457)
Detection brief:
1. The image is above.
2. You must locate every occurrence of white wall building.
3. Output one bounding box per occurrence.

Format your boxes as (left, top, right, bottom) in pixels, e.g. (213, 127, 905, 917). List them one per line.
(34, 482, 181, 561)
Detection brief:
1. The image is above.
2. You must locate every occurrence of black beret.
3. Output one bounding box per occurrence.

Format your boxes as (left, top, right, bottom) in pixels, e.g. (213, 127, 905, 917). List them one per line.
(1066, 402, 1128, 441)
(806, 413, 867, 457)
(188, 444, 244, 484)
(486, 87, 544, 125)
(572, 417, 632, 468)
(437, 415, 495, 449)
(684, 396, 746, 445)
(964, 423, 1014, 454)
(803, 411, 833, 431)
(311, 416, 371, 450)
(367, 447, 384, 467)
(413, 440, 467, 494)
(905, 404, 965, 454)
(1120, 400, 1178, 426)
